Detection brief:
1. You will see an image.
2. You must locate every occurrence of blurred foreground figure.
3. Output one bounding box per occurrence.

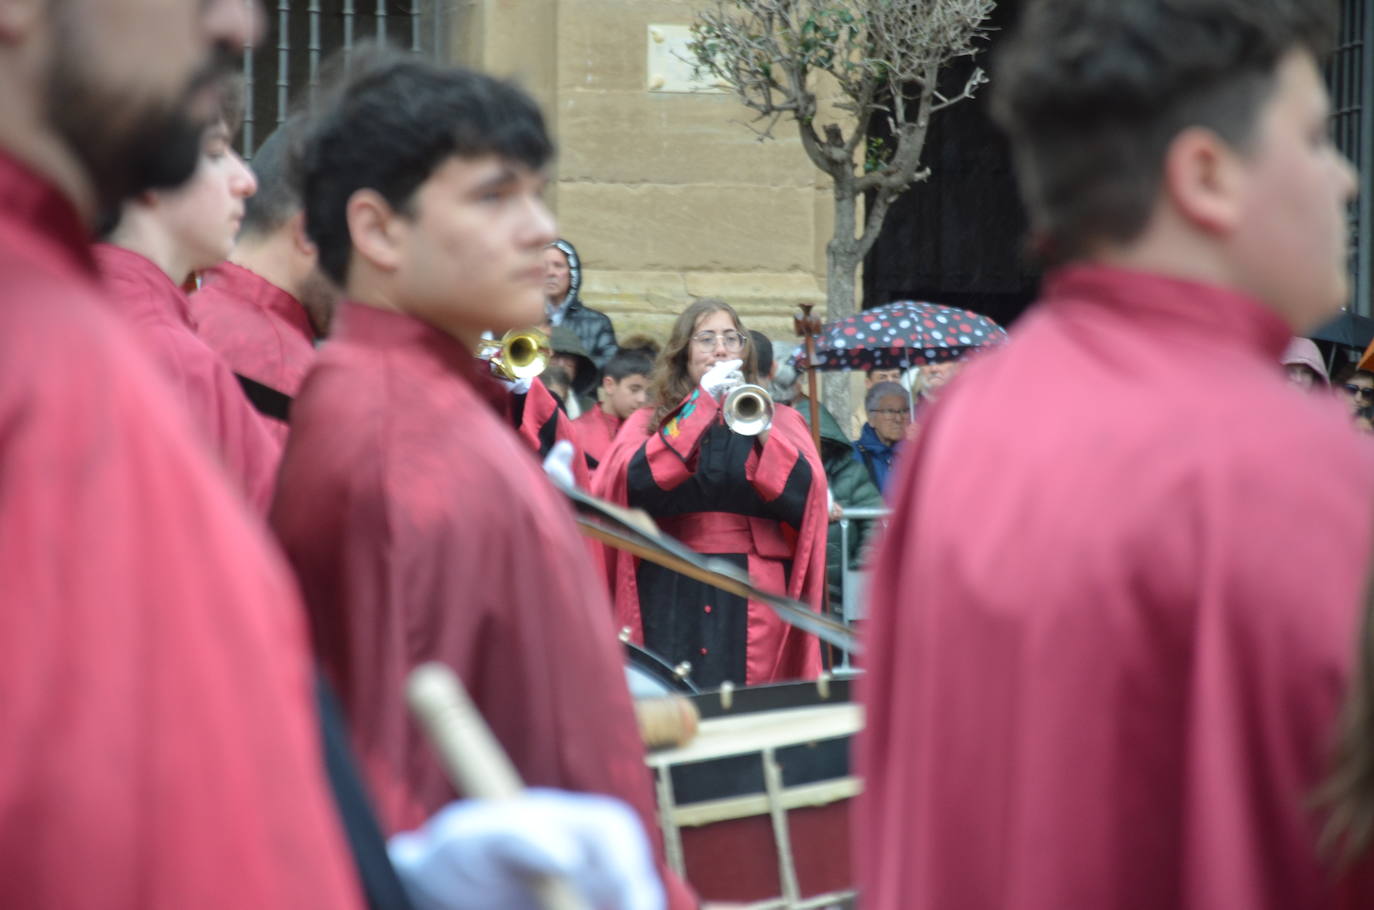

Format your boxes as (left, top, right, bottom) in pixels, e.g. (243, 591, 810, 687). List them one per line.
(0, 1, 365, 907)
(858, 2, 1374, 909)
(0, 4, 672, 909)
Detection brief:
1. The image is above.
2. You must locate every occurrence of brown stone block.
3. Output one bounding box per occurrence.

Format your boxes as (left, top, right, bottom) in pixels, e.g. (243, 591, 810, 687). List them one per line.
(555, 0, 708, 90)
(556, 183, 817, 273)
(556, 90, 812, 187)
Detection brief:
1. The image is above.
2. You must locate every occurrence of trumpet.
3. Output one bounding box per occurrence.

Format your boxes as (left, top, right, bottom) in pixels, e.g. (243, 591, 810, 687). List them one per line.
(478, 328, 551, 381)
(723, 384, 774, 436)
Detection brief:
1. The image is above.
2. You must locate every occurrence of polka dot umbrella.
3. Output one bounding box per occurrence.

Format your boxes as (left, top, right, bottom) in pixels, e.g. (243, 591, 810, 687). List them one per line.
(799, 300, 1008, 371)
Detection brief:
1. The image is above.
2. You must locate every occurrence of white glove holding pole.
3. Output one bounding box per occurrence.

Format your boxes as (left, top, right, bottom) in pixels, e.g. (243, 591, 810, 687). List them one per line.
(542, 439, 577, 491)
(388, 790, 666, 910)
(699, 358, 744, 402)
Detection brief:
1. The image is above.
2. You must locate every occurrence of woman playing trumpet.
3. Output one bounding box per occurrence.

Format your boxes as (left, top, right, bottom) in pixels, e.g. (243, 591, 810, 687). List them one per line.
(593, 299, 828, 688)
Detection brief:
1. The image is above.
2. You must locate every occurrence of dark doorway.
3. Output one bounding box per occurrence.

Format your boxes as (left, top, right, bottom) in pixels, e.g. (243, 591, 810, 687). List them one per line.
(861, 0, 1035, 329)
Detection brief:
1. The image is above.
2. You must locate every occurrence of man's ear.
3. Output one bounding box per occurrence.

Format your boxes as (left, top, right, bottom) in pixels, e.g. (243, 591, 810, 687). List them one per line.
(288, 210, 318, 258)
(346, 189, 405, 273)
(602, 374, 616, 393)
(1161, 126, 1245, 236)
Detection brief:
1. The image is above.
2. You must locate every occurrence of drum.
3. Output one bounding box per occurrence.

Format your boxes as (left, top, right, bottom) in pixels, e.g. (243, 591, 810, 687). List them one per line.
(624, 641, 699, 699)
(646, 677, 859, 908)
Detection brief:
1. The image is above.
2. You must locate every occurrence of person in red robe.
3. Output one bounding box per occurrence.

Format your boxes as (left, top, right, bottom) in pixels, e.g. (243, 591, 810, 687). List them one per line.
(269, 52, 694, 907)
(573, 346, 653, 473)
(857, 3, 1374, 909)
(593, 299, 828, 688)
(194, 120, 336, 440)
(0, 2, 365, 906)
(97, 98, 281, 512)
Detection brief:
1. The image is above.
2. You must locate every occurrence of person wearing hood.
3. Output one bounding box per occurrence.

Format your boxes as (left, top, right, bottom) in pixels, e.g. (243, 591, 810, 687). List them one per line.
(549, 324, 599, 417)
(545, 239, 618, 370)
(1281, 336, 1330, 391)
(852, 380, 909, 496)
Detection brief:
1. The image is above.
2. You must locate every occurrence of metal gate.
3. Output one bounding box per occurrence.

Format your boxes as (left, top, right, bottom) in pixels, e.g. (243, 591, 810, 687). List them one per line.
(239, 1, 446, 156)
(1328, 0, 1373, 316)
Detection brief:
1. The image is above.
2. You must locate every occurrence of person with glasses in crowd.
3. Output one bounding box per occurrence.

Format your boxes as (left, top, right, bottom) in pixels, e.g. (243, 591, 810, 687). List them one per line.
(592, 299, 829, 688)
(1335, 363, 1374, 428)
(852, 380, 909, 496)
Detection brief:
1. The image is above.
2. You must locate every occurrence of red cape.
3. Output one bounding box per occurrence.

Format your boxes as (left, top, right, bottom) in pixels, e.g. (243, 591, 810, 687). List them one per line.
(514, 376, 593, 489)
(858, 265, 1374, 909)
(591, 392, 828, 684)
(193, 262, 317, 443)
(571, 404, 624, 472)
(272, 302, 694, 907)
(0, 152, 360, 908)
(95, 245, 281, 512)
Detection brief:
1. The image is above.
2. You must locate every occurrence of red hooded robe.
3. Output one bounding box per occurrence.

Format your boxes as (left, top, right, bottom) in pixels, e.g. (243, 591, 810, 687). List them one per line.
(270, 302, 695, 907)
(193, 261, 317, 443)
(572, 403, 623, 473)
(0, 152, 361, 909)
(858, 265, 1374, 910)
(95, 244, 281, 511)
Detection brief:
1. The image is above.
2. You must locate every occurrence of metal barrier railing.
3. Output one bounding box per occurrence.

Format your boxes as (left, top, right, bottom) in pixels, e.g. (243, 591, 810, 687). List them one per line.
(832, 506, 891, 673)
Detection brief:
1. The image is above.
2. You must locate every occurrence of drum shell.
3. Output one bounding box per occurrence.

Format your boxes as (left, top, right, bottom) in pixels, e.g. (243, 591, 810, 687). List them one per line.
(624, 641, 698, 698)
(647, 679, 857, 906)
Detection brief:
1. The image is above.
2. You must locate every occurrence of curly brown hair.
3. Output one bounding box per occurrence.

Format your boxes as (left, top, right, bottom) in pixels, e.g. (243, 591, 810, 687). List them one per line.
(646, 298, 759, 433)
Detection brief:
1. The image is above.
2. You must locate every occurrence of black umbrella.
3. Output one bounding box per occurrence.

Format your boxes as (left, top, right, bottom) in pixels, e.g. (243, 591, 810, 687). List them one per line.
(1310, 310, 1374, 350)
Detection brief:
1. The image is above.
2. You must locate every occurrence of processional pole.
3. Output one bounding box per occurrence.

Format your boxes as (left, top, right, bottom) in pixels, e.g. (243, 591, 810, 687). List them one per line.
(794, 303, 824, 455)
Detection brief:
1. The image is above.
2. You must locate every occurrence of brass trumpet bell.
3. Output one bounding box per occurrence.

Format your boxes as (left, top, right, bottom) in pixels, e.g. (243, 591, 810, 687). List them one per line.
(479, 328, 551, 381)
(723, 384, 774, 436)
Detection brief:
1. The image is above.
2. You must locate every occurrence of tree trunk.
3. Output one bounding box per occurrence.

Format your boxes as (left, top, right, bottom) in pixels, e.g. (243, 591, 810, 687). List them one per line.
(821, 184, 861, 436)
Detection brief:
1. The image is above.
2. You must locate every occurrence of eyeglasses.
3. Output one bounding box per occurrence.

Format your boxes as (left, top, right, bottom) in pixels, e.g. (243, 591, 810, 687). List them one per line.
(1344, 383, 1374, 401)
(691, 331, 747, 352)
(871, 408, 911, 418)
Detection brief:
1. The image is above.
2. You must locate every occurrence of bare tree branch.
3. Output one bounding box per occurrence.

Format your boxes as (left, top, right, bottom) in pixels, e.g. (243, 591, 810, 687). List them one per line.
(686, 0, 996, 417)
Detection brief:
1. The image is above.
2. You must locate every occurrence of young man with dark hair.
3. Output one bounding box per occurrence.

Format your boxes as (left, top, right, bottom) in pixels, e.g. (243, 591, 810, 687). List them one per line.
(572, 347, 654, 470)
(859, 1, 1374, 907)
(194, 118, 338, 439)
(97, 86, 283, 511)
(271, 50, 693, 907)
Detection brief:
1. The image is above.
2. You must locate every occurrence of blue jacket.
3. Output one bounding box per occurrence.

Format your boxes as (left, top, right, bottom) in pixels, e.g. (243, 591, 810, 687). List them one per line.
(852, 422, 901, 495)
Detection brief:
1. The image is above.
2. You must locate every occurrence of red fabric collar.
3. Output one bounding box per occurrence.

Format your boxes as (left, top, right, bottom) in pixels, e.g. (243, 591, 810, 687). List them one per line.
(0, 149, 96, 277)
(332, 301, 508, 411)
(202, 262, 315, 342)
(95, 243, 195, 329)
(1043, 264, 1293, 361)
(591, 404, 624, 434)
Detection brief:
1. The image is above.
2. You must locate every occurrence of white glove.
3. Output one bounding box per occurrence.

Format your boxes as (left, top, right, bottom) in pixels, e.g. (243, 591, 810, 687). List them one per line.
(388, 789, 666, 910)
(542, 439, 577, 491)
(502, 375, 532, 395)
(699, 358, 744, 402)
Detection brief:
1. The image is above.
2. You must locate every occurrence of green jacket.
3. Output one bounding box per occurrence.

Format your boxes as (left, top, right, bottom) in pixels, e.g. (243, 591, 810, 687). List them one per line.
(796, 402, 884, 605)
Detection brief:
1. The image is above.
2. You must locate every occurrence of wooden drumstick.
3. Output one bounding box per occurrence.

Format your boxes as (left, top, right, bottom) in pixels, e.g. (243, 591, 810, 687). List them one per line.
(406, 662, 590, 910)
(634, 695, 700, 750)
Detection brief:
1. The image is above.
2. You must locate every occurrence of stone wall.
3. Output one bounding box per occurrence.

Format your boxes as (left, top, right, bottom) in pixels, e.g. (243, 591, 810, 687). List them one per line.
(451, 0, 833, 349)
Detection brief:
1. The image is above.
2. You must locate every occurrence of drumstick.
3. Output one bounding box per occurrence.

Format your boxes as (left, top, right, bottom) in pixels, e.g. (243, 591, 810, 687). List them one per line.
(634, 695, 700, 750)
(406, 662, 590, 910)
